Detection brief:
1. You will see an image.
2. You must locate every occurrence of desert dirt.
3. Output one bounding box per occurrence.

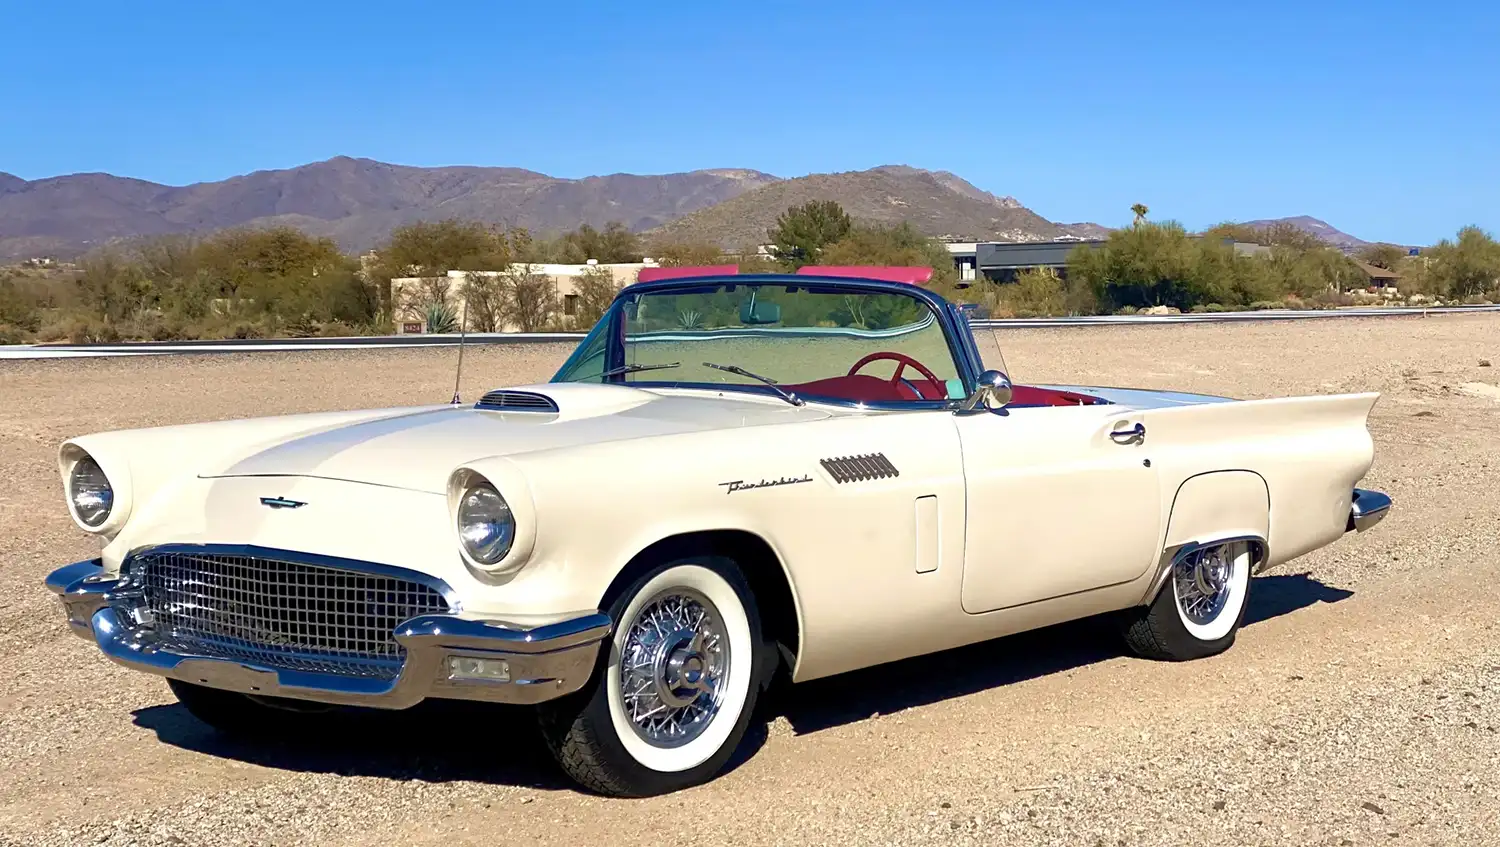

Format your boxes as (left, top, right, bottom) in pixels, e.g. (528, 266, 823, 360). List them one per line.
(1, 314, 1498, 846)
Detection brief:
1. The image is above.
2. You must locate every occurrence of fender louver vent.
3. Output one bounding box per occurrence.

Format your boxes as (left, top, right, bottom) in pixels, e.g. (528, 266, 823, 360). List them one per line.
(475, 390, 559, 413)
(820, 453, 900, 484)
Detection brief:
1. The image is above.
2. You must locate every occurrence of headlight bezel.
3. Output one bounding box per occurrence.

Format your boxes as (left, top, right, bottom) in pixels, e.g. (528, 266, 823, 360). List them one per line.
(59, 443, 132, 536)
(448, 466, 535, 576)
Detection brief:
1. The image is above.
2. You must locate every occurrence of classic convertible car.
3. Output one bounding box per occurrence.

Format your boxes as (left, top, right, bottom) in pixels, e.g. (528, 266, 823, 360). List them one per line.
(46, 268, 1391, 796)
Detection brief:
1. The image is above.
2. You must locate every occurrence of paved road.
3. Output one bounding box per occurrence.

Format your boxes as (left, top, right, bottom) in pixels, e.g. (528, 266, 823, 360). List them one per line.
(3, 304, 1498, 360)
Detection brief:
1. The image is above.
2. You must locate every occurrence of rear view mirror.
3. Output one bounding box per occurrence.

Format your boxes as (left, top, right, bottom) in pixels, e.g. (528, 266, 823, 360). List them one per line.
(740, 299, 781, 324)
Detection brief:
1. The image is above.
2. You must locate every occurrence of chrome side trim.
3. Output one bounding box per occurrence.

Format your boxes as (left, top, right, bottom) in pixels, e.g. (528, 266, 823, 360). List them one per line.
(43, 557, 611, 708)
(820, 453, 900, 483)
(1143, 535, 1268, 604)
(1348, 488, 1392, 533)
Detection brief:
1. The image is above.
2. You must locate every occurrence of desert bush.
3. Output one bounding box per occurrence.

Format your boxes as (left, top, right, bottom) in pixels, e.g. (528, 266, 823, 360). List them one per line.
(995, 267, 1067, 317)
(573, 265, 620, 327)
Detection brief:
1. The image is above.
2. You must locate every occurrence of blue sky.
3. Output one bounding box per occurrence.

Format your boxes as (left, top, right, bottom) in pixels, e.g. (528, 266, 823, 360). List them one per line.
(3, 0, 1496, 244)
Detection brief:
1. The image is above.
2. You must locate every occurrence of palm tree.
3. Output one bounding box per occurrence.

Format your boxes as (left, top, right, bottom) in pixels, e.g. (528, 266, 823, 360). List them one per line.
(1131, 204, 1150, 226)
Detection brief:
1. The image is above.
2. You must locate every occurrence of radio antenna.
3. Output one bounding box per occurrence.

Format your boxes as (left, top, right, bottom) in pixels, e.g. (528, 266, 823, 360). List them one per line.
(450, 289, 469, 405)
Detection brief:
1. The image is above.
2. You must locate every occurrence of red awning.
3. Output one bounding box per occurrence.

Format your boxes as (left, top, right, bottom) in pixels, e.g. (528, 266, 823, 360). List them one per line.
(637, 265, 740, 283)
(795, 266, 934, 285)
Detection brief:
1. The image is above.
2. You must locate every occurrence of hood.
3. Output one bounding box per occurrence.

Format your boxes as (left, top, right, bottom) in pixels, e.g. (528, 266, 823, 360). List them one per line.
(206, 383, 832, 493)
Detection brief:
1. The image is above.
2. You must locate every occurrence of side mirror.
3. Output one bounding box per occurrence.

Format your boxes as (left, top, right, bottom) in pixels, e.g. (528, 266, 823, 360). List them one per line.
(956, 369, 1013, 414)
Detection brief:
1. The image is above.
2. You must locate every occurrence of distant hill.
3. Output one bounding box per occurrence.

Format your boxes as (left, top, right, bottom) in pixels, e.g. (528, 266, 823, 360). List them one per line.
(1055, 221, 1114, 240)
(0, 157, 780, 260)
(1240, 215, 1371, 252)
(646, 165, 1066, 248)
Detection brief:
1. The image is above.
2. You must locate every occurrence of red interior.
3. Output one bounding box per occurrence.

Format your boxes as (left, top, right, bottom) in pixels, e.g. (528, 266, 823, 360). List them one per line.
(1009, 385, 1107, 407)
(781, 373, 1107, 406)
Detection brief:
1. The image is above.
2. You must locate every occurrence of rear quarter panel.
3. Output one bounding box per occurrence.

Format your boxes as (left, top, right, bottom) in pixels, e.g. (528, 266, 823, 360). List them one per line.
(1142, 392, 1378, 570)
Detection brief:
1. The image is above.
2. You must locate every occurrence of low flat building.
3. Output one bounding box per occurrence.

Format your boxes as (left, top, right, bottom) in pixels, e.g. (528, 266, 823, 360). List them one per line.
(950, 237, 1269, 284)
(392, 260, 659, 333)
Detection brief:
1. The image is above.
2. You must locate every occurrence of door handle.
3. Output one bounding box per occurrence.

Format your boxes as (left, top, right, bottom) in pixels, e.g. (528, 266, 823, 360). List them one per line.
(1109, 422, 1146, 443)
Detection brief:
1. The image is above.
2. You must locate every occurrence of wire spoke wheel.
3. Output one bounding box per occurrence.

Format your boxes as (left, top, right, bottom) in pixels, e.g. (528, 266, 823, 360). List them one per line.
(1164, 539, 1236, 623)
(1173, 543, 1236, 625)
(617, 587, 730, 748)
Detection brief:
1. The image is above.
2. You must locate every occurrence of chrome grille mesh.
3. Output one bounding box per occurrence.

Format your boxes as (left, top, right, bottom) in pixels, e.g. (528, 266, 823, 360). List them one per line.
(127, 550, 450, 680)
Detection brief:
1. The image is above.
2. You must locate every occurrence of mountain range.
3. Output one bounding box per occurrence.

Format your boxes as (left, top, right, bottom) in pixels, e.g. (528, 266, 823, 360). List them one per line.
(0, 157, 1376, 261)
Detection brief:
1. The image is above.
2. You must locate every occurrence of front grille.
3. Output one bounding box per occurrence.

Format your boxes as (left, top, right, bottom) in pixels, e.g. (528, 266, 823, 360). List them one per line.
(127, 549, 451, 680)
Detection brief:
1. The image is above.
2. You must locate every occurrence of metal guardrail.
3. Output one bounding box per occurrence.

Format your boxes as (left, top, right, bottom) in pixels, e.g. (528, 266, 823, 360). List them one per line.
(3, 304, 1497, 360)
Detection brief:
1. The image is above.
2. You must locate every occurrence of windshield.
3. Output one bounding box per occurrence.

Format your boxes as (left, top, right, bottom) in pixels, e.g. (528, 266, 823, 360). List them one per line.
(552, 281, 971, 406)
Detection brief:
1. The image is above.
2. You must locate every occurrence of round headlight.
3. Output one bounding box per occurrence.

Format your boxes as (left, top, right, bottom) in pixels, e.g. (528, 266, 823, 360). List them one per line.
(69, 455, 114, 528)
(457, 483, 515, 565)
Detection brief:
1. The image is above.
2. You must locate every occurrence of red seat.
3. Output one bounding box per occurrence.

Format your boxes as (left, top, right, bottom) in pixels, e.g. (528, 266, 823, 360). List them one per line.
(781, 376, 1106, 406)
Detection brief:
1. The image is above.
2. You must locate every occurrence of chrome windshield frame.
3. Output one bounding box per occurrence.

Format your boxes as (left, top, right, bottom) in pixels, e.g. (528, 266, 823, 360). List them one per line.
(550, 274, 982, 411)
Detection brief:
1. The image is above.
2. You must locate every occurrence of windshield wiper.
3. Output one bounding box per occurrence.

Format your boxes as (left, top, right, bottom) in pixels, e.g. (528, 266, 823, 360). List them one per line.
(702, 362, 805, 407)
(599, 362, 681, 379)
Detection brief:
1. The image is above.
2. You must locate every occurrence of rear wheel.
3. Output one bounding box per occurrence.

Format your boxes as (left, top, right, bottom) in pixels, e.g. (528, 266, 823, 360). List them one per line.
(1122, 539, 1253, 661)
(539, 557, 766, 796)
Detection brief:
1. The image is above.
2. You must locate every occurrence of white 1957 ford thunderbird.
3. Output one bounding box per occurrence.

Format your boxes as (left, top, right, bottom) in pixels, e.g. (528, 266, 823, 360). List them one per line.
(46, 268, 1391, 796)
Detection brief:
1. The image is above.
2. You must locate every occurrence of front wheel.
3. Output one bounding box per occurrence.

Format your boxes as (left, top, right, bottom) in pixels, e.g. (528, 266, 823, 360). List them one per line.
(1121, 539, 1253, 661)
(539, 557, 766, 796)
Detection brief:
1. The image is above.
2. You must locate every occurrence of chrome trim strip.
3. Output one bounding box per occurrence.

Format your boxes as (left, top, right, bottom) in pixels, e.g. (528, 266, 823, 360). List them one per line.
(43, 554, 611, 707)
(1349, 488, 1392, 532)
(395, 613, 612, 654)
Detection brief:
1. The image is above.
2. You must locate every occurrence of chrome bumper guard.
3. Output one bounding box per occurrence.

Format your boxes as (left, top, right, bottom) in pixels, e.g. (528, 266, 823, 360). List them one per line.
(1348, 488, 1392, 533)
(44, 560, 610, 709)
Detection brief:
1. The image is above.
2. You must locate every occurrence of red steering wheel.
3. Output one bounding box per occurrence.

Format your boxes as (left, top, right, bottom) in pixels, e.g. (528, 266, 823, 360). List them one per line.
(847, 352, 943, 400)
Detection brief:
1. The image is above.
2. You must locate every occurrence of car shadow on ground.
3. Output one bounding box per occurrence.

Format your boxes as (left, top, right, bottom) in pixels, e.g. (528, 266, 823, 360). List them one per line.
(131, 572, 1349, 788)
(778, 572, 1353, 735)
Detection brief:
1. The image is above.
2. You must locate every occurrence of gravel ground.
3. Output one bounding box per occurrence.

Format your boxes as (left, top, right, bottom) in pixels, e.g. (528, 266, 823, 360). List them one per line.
(1, 315, 1498, 846)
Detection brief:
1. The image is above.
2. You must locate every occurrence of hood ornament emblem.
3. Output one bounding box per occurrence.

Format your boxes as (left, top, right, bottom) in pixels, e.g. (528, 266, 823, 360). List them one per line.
(259, 496, 307, 510)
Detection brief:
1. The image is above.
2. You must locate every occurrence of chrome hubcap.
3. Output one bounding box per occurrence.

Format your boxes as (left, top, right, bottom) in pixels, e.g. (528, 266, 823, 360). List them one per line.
(618, 589, 728, 747)
(1174, 543, 1235, 625)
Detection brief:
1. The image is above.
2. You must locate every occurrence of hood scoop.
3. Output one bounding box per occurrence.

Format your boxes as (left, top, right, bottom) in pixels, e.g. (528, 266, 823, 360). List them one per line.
(475, 389, 559, 413)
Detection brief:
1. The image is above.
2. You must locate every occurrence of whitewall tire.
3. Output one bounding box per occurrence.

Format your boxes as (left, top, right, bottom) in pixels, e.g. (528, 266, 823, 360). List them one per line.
(539, 557, 766, 796)
(1122, 540, 1254, 661)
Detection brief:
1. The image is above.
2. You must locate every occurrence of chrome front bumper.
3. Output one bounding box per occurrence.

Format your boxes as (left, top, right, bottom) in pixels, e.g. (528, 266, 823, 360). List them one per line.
(45, 559, 610, 709)
(1348, 487, 1393, 533)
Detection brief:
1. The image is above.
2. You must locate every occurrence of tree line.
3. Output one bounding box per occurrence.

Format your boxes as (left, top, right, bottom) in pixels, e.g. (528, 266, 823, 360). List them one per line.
(1, 200, 1496, 343)
(987, 209, 1500, 318)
